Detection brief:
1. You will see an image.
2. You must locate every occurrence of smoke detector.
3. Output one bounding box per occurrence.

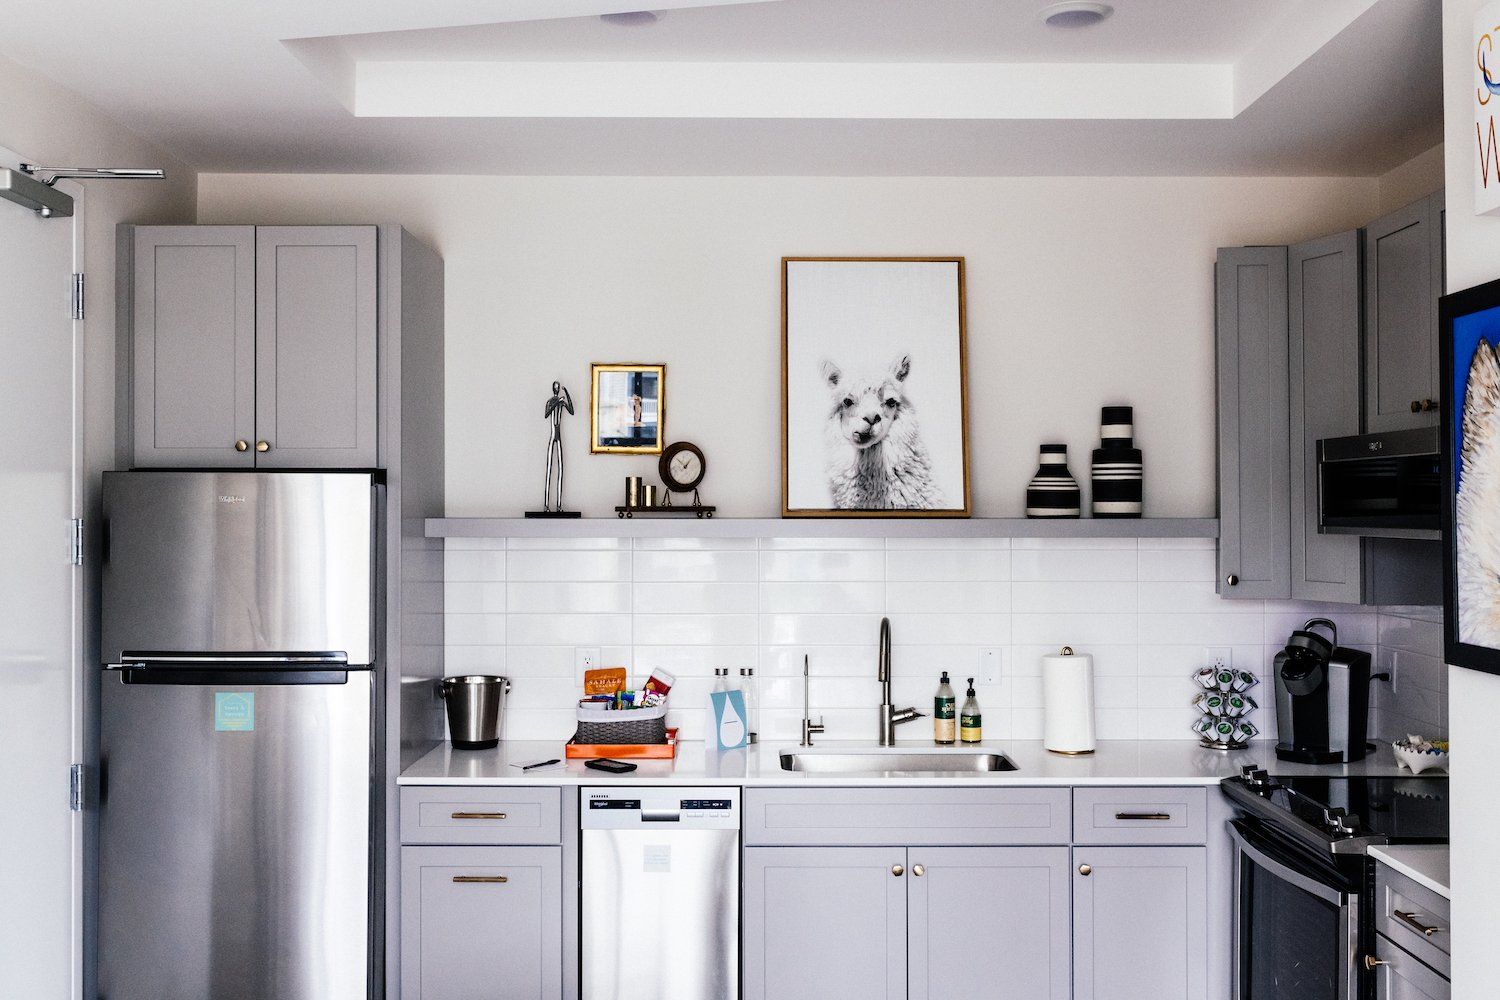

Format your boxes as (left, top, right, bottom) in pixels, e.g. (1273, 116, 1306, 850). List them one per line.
(599, 10, 659, 27)
(1039, 2, 1114, 28)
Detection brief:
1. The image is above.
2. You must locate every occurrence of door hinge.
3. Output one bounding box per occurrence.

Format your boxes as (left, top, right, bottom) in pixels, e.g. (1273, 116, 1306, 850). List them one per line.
(70, 518, 84, 566)
(69, 764, 84, 811)
(70, 272, 84, 320)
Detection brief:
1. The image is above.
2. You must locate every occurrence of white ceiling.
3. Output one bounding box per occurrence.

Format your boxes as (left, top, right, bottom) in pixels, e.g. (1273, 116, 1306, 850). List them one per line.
(0, 0, 1443, 176)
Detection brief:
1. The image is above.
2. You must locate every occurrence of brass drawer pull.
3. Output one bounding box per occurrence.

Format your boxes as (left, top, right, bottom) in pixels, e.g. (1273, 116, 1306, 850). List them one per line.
(452, 875, 508, 884)
(1114, 812, 1172, 821)
(1394, 910, 1443, 937)
(891, 865, 904, 877)
(451, 811, 507, 821)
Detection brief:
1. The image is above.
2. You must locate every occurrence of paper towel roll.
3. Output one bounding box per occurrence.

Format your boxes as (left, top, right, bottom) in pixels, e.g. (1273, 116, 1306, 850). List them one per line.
(1042, 646, 1096, 754)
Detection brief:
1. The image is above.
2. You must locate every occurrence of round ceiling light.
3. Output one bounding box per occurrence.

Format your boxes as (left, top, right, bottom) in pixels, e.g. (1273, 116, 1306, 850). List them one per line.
(1039, 2, 1114, 28)
(599, 10, 659, 27)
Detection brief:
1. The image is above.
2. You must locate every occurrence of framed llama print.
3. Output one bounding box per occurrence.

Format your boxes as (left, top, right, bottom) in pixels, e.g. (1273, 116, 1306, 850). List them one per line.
(781, 257, 971, 517)
(1443, 276, 1500, 675)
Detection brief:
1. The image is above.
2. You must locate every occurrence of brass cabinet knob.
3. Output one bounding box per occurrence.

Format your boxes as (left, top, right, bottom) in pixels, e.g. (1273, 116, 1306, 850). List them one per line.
(234, 440, 249, 452)
(891, 864, 904, 877)
(255, 441, 270, 453)
(1225, 574, 1239, 587)
(1411, 399, 1439, 413)
(1411, 400, 1422, 413)
(912, 864, 925, 877)
(1078, 864, 1093, 876)
(1364, 956, 1388, 971)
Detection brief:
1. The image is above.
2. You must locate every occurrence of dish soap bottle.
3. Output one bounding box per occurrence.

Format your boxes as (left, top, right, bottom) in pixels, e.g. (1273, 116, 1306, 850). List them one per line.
(934, 671, 956, 745)
(960, 677, 982, 744)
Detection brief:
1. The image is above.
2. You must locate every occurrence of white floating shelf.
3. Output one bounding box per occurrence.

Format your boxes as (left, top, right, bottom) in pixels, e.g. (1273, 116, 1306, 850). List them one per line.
(425, 517, 1219, 540)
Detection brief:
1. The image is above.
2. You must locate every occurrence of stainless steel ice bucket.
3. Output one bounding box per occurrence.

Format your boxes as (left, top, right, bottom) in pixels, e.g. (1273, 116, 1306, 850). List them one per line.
(441, 675, 511, 750)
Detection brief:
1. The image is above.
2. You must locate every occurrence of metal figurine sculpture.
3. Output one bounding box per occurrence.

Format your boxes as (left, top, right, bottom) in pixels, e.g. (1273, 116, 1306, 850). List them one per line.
(528, 381, 581, 517)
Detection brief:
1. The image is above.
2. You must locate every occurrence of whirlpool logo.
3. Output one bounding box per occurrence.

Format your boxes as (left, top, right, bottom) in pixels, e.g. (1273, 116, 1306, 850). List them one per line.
(217, 495, 247, 504)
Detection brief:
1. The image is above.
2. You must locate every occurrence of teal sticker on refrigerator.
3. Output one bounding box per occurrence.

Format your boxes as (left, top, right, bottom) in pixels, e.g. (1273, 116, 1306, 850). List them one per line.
(214, 692, 255, 732)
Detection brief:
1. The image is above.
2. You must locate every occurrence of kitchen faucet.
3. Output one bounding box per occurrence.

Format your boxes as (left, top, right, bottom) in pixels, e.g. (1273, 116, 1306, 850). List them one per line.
(877, 617, 924, 745)
(800, 654, 825, 747)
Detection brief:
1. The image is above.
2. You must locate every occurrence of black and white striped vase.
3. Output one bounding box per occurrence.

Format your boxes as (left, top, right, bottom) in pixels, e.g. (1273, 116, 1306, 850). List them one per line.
(1091, 406, 1143, 518)
(1025, 444, 1081, 518)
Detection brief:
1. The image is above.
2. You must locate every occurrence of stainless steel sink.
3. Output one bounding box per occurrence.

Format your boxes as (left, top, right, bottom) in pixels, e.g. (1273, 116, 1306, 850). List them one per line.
(779, 749, 1018, 773)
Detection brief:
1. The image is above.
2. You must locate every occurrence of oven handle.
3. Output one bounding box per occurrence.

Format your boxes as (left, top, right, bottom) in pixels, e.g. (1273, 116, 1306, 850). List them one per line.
(1228, 821, 1350, 907)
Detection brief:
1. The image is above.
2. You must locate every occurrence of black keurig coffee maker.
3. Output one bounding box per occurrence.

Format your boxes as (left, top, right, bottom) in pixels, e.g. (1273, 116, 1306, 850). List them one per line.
(1273, 618, 1371, 763)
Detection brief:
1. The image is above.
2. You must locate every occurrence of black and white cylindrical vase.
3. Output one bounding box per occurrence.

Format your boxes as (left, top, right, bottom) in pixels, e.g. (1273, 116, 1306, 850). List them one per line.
(1026, 444, 1081, 518)
(1091, 406, 1142, 518)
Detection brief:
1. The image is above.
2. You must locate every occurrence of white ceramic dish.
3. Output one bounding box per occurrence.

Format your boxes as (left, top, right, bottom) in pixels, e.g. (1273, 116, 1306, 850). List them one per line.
(1393, 739, 1449, 774)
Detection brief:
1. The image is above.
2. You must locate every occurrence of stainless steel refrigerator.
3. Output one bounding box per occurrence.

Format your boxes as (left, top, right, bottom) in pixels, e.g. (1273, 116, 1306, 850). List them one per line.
(98, 471, 378, 1000)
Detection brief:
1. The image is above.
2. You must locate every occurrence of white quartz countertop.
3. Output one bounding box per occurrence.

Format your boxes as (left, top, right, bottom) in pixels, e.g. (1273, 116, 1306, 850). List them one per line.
(399, 739, 1420, 787)
(1369, 845, 1451, 899)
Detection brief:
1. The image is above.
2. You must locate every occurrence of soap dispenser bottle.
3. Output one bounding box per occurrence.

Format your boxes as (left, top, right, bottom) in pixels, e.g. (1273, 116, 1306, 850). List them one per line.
(960, 677, 982, 744)
(934, 671, 956, 745)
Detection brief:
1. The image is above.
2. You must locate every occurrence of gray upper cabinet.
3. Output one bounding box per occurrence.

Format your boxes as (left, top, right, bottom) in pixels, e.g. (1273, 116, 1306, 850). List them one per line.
(254, 227, 378, 468)
(744, 846, 906, 1000)
(400, 845, 562, 1000)
(129, 226, 257, 468)
(1364, 196, 1441, 432)
(121, 224, 379, 470)
(1072, 846, 1207, 1000)
(1289, 230, 1364, 602)
(1216, 246, 1291, 599)
(907, 847, 1070, 1000)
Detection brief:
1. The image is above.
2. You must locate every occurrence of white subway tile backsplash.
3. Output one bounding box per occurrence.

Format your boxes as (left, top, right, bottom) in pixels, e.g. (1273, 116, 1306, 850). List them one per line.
(444, 536, 1414, 742)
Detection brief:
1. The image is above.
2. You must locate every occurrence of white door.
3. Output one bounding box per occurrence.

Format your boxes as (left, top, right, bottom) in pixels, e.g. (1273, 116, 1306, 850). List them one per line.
(0, 149, 84, 998)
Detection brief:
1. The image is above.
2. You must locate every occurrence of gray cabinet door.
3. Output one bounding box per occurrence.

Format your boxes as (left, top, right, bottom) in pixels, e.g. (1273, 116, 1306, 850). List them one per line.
(255, 226, 378, 468)
(1364, 198, 1439, 432)
(131, 226, 256, 467)
(1289, 230, 1364, 602)
(1374, 936, 1450, 1000)
(908, 847, 1070, 1000)
(1216, 246, 1290, 599)
(744, 847, 906, 1000)
(400, 845, 562, 1000)
(1072, 846, 1206, 1000)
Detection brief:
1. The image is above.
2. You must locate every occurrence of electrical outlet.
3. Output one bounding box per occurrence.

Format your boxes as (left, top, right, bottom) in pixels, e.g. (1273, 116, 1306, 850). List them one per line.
(575, 647, 600, 681)
(978, 647, 1004, 685)
(1205, 647, 1232, 671)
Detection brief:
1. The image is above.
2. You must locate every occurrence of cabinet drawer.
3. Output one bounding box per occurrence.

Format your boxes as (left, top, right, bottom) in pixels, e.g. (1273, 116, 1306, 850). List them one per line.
(1072, 786, 1207, 845)
(1375, 933, 1450, 1000)
(1376, 865, 1450, 977)
(400, 787, 561, 845)
(743, 787, 1071, 846)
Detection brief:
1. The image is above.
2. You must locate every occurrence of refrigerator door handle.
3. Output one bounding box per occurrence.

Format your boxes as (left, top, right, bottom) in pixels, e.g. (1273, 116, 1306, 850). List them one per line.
(111, 652, 350, 667)
(115, 665, 352, 686)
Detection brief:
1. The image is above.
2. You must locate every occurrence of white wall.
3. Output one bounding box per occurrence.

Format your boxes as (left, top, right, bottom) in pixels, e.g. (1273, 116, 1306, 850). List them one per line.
(1443, 3, 1500, 996)
(197, 173, 1378, 519)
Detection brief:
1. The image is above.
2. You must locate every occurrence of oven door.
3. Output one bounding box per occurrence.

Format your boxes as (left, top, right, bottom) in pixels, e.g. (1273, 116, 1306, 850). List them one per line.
(1231, 819, 1360, 1000)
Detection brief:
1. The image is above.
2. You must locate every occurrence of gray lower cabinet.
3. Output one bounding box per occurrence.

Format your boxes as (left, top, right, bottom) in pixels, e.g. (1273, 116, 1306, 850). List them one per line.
(1374, 934, 1450, 1000)
(128, 226, 257, 467)
(120, 224, 379, 470)
(1364, 195, 1442, 433)
(255, 226, 378, 468)
(1289, 229, 1363, 601)
(743, 845, 1069, 1000)
(743, 847, 906, 1000)
(400, 845, 562, 1000)
(907, 847, 1070, 1000)
(1071, 846, 1207, 1000)
(1216, 246, 1291, 599)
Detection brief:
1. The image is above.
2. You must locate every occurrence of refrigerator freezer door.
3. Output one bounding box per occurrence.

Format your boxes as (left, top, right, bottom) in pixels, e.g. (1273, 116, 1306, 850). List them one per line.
(101, 472, 376, 664)
(98, 668, 373, 1000)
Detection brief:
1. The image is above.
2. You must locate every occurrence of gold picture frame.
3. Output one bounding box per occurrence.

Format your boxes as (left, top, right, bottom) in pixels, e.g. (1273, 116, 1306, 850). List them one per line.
(590, 363, 666, 454)
(781, 257, 971, 518)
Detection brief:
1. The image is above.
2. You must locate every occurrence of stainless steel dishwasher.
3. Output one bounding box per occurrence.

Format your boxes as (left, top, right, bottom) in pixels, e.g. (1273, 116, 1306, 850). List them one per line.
(581, 786, 740, 1000)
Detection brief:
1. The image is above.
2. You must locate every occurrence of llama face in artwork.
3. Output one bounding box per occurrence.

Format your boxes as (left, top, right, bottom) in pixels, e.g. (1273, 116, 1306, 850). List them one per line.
(1458, 337, 1500, 647)
(821, 355, 912, 449)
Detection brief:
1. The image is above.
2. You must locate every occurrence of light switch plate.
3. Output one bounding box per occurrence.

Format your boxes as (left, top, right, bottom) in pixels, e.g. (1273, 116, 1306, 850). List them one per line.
(978, 647, 1004, 685)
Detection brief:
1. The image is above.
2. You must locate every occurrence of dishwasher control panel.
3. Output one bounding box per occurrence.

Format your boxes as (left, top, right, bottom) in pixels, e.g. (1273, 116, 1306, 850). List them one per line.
(580, 786, 741, 830)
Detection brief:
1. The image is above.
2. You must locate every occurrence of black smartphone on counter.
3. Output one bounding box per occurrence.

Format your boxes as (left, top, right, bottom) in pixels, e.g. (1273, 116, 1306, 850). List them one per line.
(584, 758, 637, 774)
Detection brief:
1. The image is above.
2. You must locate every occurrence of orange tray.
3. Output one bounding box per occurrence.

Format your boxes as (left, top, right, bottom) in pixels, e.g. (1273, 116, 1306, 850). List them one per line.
(565, 728, 678, 760)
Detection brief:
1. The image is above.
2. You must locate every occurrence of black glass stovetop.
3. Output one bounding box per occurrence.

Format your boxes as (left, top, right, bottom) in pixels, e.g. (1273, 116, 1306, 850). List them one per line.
(1266, 775, 1449, 843)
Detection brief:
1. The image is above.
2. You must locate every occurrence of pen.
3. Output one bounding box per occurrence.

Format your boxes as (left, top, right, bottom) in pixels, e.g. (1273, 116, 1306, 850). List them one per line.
(521, 758, 561, 770)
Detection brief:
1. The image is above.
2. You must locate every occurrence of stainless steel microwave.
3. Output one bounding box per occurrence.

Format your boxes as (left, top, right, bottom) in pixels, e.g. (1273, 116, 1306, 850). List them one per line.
(1316, 426, 1440, 538)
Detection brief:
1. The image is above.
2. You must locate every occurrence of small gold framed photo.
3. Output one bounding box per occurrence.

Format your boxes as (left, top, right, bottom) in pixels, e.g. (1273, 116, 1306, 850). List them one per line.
(590, 363, 666, 454)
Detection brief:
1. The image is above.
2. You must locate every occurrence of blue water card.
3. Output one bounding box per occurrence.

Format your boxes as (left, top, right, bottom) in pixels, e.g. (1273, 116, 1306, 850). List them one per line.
(214, 691, 255, 732)
(709, 689, 748, 750)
